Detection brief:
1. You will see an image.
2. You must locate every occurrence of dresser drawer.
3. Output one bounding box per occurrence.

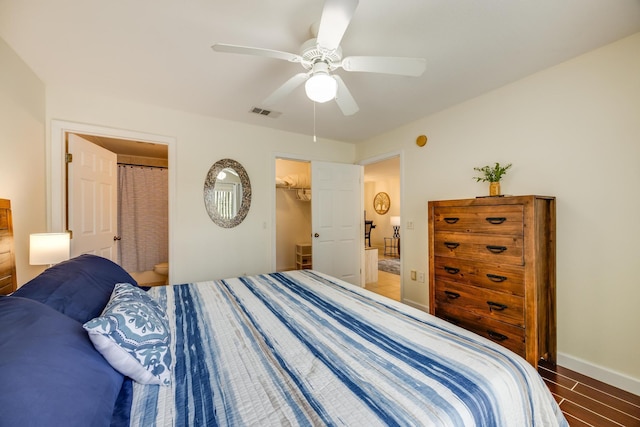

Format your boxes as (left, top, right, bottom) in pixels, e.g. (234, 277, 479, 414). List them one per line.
(0, 209, 8, 230)
(0, 250, 13, 277)
(435, 304, 525, 357)
(432, 205, 523, 235)
(434, 232, 524, 265)
(433, 256, 525, 296)
(0, 274, 14, 295)
(434, 279, 524, 327)
(0, 233, 12, 253)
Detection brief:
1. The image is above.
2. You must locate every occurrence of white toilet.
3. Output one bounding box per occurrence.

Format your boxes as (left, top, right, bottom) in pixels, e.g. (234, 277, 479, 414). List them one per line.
(154, 262, 169, 284)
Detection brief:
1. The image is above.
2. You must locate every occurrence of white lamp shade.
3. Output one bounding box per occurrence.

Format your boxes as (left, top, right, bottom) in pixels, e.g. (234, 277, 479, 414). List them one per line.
(30, 233, 70, 265)
(390, 216, 401, 227)
(305, 73, 337, 103)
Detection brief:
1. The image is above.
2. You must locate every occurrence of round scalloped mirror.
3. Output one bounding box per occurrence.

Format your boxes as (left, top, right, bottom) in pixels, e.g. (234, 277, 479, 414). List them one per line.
(204, 158, 251, 228)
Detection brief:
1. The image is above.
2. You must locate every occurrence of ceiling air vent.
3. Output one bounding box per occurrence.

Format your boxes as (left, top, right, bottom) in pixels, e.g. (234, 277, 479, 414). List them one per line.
(250, 107, 281, 118)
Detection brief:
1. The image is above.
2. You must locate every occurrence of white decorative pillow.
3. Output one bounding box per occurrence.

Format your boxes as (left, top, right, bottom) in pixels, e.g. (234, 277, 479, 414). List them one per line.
(83, 283, 171, 385)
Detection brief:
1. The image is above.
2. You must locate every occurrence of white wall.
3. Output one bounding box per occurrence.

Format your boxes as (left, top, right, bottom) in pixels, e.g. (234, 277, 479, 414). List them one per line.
(45, 86, 355, 285)
(0, 37, 47, 284)
(356, 32, 640, 392)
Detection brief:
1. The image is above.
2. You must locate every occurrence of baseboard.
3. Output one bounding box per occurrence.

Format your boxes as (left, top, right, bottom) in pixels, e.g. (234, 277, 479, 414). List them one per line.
(402, 298, 429, 313)
(558, 352, 640, 396)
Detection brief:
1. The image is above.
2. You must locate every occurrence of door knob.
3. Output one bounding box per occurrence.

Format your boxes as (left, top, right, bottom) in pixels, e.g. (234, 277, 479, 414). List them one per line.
(314, 233, 319, 238)
(113, 236, 121, 241)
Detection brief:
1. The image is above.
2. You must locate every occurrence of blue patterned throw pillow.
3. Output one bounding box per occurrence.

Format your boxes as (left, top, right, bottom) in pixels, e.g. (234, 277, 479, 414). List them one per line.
(83, 283, 171, 385)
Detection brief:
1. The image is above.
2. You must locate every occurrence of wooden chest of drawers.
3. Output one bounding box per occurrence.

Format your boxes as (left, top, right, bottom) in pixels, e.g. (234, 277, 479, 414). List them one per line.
(0, 199, 17, 295)
(428, 195, 556, 367)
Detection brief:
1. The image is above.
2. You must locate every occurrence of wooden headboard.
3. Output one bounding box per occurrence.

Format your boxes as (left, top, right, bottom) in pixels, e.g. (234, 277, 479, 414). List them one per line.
(0, 199, 17, 295)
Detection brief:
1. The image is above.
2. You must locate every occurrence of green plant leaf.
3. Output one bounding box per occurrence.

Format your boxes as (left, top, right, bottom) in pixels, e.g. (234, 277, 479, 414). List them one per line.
(473, 162, 512, 182)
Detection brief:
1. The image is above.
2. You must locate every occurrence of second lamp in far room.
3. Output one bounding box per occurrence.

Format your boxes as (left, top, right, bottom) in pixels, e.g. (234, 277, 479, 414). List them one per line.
(390, 216, 401, 238)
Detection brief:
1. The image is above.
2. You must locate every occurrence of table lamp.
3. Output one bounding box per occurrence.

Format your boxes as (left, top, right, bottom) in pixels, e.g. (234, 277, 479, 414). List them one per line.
(390, 216, 401, 238)
(30, 232, 70, 267)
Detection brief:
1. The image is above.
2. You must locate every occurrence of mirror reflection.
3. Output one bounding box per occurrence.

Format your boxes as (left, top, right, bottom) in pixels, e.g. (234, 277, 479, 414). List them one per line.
(214, 168, 242, 219)
(204, 159, 251, 228)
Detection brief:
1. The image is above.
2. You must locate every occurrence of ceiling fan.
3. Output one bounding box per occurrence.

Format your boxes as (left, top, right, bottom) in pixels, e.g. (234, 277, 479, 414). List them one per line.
(211, 0, 426, 116)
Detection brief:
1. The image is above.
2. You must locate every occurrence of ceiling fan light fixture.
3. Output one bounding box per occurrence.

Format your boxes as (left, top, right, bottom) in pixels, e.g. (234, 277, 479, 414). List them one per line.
(305, 65, 337, 103)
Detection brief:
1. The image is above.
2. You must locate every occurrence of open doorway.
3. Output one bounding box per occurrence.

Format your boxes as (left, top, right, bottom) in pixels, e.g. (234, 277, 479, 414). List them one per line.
(273, 157, 362, 286)
(67, 133, 169, 286)
(67, 132, 169, 286)
(363, 156, 401, 301)
(50, 120, 176, 284)
(275, 158, 312, 271)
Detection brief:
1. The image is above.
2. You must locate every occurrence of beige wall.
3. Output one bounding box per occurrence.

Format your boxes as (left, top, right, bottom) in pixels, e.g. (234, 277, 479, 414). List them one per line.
(0, 37, 47, 284)
(356, 32, 640, 392)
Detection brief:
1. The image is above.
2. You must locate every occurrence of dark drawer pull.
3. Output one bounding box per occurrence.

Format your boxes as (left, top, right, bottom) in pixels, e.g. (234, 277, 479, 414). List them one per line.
(444, 291, 460, 299)
(487, 330, 508, 341)
(444, 217, 459, 224)
(486, 273, 507, 282)
(487, 301, 508, 312)
(444, 241, 460, 249)
(485, 217, 506, 224)
(486, 245, 507, 254)
(444, 266, 460, 274)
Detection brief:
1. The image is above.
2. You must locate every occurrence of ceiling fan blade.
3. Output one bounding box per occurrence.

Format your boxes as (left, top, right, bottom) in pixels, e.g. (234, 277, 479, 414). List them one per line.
(316, 0, 359, 51)
(211, 43, 303, 63)
(341, 56, 426, 77)
(333, 75, 359, 116)
(262, 73, 309, 107)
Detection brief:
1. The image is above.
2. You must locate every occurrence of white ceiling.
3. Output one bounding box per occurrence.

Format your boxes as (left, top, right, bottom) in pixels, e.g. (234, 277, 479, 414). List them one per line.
(1, 0, 639, 143)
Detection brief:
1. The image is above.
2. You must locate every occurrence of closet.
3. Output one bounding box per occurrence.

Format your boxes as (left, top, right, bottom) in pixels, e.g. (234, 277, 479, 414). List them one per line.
(275, 159, 312, 271)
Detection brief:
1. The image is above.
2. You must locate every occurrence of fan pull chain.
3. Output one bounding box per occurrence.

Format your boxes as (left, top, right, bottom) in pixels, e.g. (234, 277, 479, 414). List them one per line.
(313, 101, 317, 142)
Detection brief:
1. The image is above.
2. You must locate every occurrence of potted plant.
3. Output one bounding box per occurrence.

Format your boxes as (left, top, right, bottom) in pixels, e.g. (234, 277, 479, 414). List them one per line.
(473, 162, 512, 196)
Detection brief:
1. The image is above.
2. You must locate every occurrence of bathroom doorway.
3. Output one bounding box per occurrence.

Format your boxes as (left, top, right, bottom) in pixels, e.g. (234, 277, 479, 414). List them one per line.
(69, 133, 169, 286)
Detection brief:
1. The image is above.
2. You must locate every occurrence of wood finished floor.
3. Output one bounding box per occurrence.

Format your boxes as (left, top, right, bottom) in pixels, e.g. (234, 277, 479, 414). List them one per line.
(364, 258, 640, 426)
(364, 253, 401, 301)
(539, 360, 640, 426)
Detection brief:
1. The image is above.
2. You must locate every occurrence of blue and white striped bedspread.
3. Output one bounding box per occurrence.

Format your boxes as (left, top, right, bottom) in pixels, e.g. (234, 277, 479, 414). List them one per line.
(130, 270, 567, 426)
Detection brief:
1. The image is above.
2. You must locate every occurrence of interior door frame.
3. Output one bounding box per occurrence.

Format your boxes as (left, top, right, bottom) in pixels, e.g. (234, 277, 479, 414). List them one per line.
(49, 120, 176, 281)
(358, 149, 404, 301)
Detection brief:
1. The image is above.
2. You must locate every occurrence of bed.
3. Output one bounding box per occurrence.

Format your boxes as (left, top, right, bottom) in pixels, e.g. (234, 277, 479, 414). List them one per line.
(0, 255, 567, 426)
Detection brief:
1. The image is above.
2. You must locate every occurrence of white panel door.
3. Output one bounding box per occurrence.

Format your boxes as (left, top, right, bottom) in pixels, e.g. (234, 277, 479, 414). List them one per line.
(68, 134, 118, 261)
(312, 161, 362, 286)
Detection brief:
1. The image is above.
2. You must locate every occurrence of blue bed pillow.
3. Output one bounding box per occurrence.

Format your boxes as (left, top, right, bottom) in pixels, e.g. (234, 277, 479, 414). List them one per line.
(84, 283, 172, 385)
(13, 254, 139, 323)
(0, 296, 124, 427)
